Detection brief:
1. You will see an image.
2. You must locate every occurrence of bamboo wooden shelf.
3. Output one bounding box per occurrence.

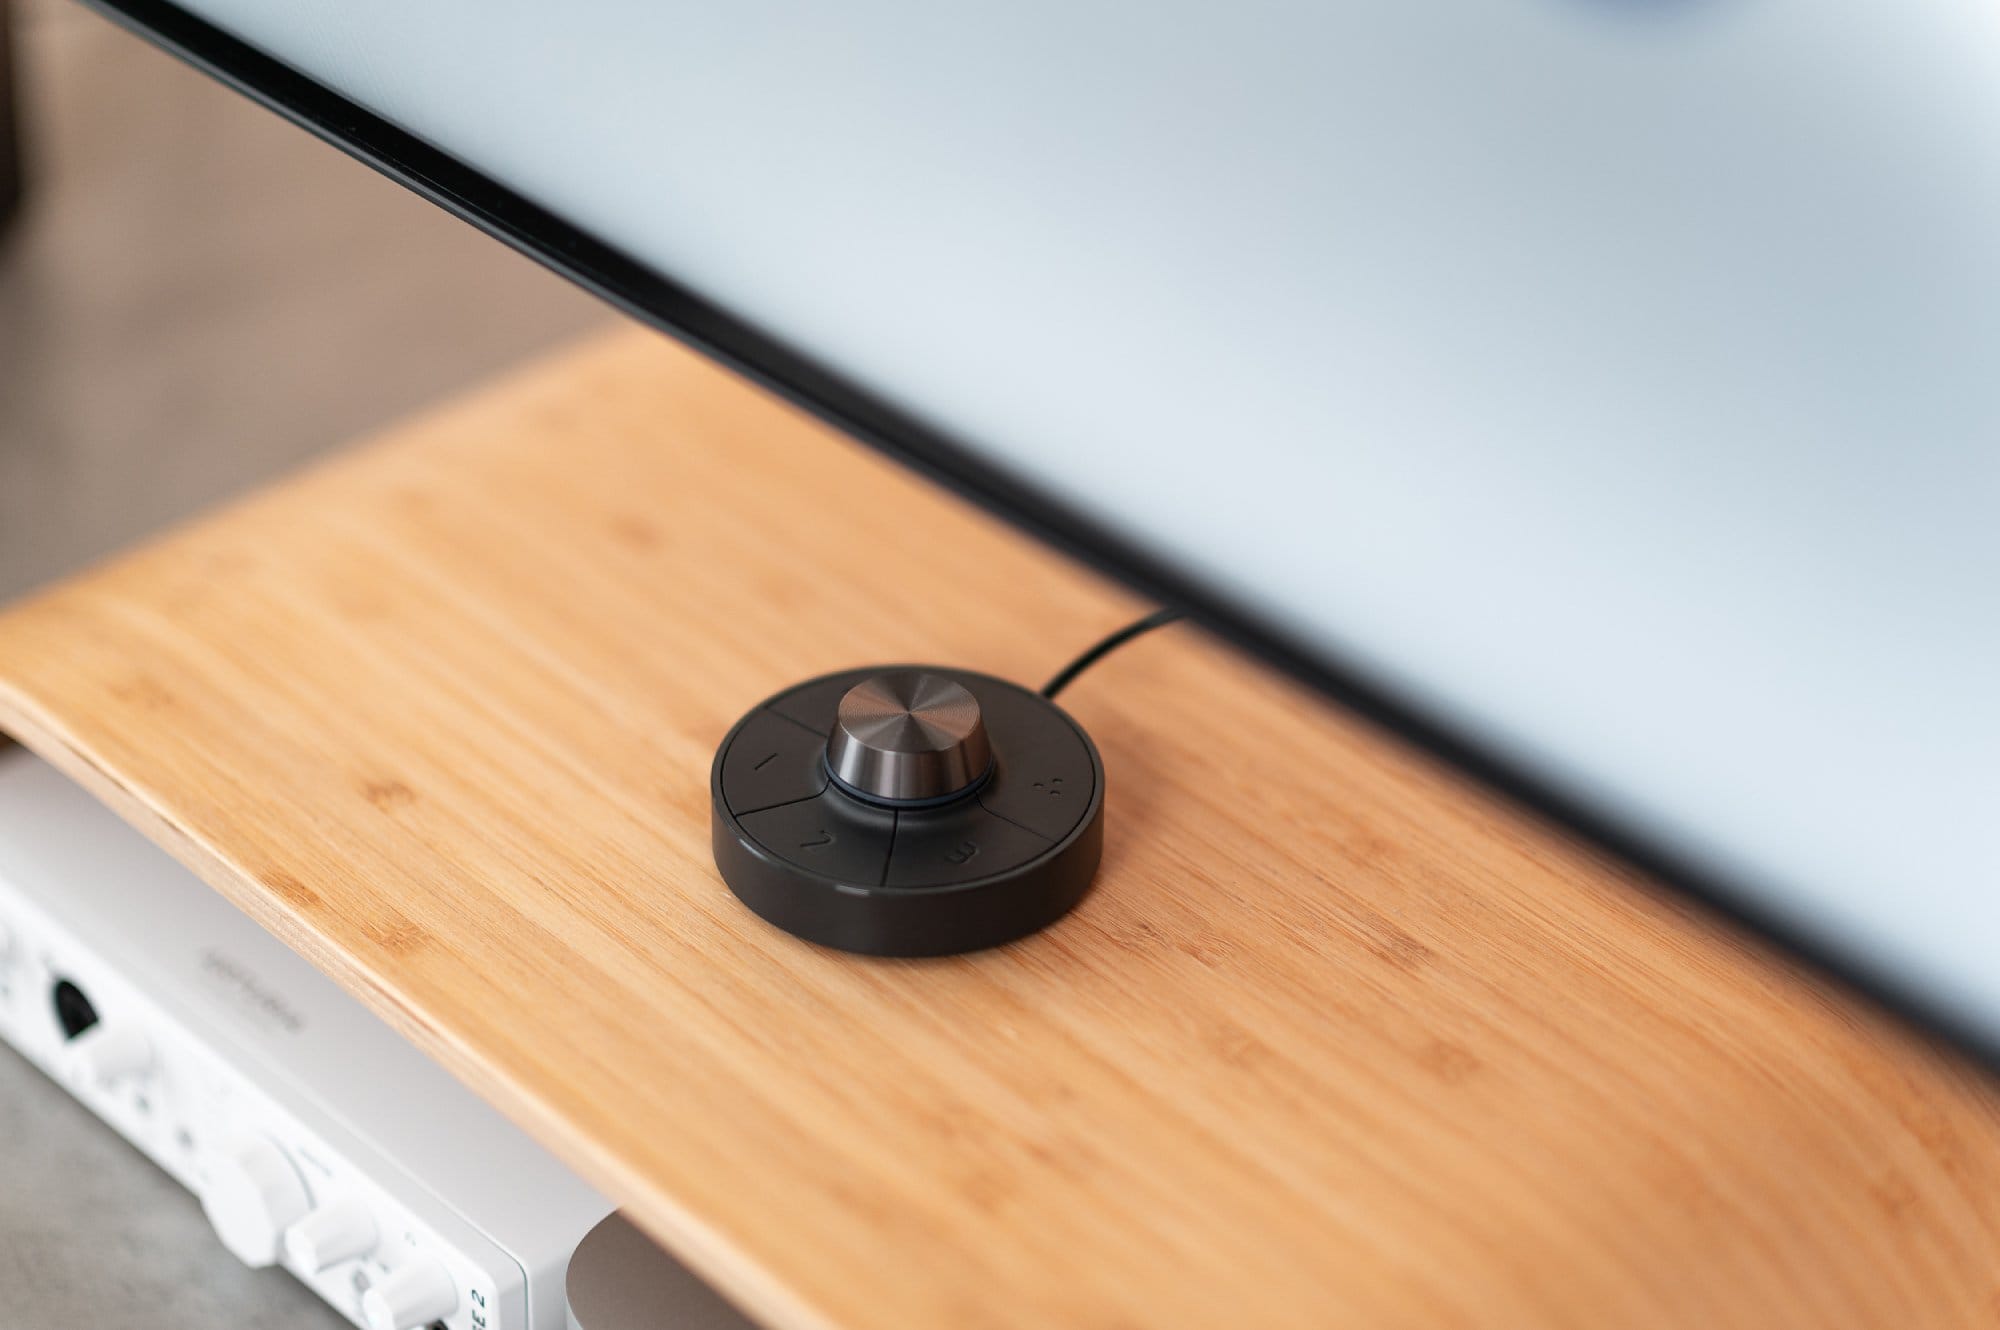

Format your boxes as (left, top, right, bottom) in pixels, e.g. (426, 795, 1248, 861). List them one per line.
(2, 330, 1996, 1330)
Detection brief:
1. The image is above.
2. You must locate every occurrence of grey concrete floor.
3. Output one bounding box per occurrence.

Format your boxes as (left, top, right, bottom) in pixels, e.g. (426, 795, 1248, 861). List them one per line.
(0, 1039, 341, 1328)
(0, 0, 610, 1322)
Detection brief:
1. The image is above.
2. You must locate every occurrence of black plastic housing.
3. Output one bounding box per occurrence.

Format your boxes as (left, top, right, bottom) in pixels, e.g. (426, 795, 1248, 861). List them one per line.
(711, 667, 1104, 957)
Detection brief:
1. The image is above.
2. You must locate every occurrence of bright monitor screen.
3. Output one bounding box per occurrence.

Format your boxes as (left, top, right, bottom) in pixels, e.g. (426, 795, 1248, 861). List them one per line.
(91, 0, 2000, 1058)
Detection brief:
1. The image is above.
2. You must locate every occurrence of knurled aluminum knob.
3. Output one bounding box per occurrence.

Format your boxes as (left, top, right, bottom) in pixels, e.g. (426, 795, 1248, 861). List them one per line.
(825, 671, 993, 804)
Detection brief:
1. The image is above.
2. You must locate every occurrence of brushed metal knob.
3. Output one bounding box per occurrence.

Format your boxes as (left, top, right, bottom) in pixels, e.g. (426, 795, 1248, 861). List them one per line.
(826, 672, 992, 804)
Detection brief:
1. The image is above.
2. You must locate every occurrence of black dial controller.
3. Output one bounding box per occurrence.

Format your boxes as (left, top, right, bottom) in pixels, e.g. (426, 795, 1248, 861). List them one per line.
(710, 666, 1103, 955)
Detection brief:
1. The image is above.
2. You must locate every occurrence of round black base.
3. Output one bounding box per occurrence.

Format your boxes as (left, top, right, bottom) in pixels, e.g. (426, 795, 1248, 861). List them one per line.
(710, 666, 1104, 956)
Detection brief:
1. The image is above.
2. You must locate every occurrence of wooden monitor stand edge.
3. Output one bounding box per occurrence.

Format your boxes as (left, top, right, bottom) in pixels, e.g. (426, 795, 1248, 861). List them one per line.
(1, 329, 1996, 1330)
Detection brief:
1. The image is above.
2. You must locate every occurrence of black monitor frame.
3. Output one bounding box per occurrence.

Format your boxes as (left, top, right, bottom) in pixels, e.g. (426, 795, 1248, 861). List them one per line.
(1, 0, 24, 224)
(80, 0, 1996, 1070)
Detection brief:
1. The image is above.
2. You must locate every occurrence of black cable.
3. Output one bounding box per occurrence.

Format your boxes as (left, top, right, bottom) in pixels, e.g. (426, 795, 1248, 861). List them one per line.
(1041, 608, 1185, 699)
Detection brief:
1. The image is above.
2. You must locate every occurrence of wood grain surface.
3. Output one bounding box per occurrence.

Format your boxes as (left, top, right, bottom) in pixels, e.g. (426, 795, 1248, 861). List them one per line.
(1, 330, 1996, 1330)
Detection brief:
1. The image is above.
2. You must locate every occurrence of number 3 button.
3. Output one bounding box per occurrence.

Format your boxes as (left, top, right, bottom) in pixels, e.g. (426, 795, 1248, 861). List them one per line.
(886, 805, 1051, 889)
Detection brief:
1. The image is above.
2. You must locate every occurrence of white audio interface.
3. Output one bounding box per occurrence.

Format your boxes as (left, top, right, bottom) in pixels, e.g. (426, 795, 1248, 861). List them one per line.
(0, 747, 615, 1329)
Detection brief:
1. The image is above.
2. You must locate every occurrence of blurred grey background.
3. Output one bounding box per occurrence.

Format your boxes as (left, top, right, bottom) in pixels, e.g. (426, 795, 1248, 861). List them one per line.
(0, 0, 608, 1321)
(0, 0, 608, 601)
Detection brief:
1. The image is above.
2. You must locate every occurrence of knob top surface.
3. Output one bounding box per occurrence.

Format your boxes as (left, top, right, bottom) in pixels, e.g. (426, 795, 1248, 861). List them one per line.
(361, 1256, 460, 1330)
(65, 1022, 153, 1086)
(284, 1197, 379, 1274)
(826, 671, 992, 803)
(201, 1136, 311, 1268)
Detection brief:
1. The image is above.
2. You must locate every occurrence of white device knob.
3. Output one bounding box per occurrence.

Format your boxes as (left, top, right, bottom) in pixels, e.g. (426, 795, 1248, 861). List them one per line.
(283, 1197, 379, 1273)
(200, 1136, 311, 1268)
(65, 1023, 154, 1085)
(361, 1256, 459, 1330)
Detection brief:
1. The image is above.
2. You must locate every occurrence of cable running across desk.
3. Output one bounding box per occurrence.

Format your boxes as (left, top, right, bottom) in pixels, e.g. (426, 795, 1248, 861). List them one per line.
(1041, 609, 1185, 700)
